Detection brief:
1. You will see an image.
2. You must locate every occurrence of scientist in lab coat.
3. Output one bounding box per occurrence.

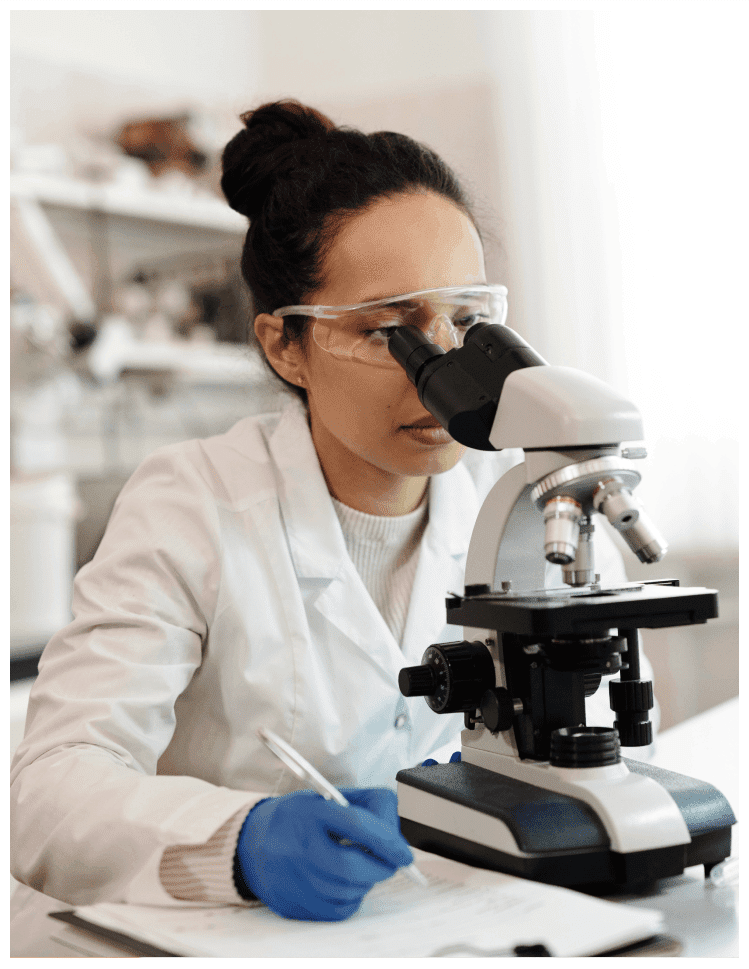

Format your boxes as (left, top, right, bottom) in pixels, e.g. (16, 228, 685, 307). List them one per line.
(10, 100, 655, 940)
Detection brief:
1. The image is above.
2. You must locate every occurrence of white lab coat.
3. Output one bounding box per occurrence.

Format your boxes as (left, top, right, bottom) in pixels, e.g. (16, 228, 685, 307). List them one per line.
(10, 397, 649, 922)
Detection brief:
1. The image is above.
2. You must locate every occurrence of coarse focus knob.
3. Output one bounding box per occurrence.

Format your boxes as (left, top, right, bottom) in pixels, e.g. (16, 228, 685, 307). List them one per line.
(398, 664, 437, 697)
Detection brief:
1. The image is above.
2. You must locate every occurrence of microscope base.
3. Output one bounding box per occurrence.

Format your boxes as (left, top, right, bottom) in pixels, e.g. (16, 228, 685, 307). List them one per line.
(396, 761, 734, 894)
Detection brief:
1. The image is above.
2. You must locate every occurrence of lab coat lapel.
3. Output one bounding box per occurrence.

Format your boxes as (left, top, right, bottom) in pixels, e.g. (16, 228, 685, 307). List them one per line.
(267, 401, 402, 677)
(311, 572, 402, 682)
(266, 399, 343, 580)
(400, 462, 478, 666)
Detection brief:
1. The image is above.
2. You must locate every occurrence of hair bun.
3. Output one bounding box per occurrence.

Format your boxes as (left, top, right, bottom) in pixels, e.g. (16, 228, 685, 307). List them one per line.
(221, 100, 336, 219)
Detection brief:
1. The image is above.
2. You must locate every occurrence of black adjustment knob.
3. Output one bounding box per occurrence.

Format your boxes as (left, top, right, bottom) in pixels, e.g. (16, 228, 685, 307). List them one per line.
(480, 688, 516, 733)
(614, 718, 653, 747)
(609, 679, 654, 712)
(399, 665, 437, 697)
(550, 727, 621, 768)
(609, 679, 654, 747)
(398, 641, 495, 713)
(584, 672, 603, 697)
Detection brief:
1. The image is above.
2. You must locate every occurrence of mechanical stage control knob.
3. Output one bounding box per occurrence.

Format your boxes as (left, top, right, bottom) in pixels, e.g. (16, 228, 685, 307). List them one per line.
(609, 678, 654, 747)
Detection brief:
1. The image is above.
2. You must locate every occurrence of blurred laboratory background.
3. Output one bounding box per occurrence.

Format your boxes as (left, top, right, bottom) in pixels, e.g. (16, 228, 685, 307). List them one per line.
(9, 8, 742, 753)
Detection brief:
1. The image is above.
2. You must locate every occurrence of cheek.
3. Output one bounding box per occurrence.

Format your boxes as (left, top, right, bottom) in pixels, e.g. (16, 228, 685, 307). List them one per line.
(313, 363, 412, 437)
(307, 357, 467, 476)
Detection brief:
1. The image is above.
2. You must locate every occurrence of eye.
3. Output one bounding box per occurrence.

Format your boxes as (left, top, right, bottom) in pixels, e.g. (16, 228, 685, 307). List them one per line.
(364, 325, 399, 345)
(453, 313, 490, 329)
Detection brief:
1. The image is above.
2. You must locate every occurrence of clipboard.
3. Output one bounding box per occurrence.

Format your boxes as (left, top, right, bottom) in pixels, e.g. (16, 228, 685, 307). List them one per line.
(50, 909, 682, 957)
(49, 910, 175, 958)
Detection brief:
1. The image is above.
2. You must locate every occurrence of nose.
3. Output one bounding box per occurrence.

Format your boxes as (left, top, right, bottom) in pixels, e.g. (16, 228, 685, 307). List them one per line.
(425, 313, 460, 351)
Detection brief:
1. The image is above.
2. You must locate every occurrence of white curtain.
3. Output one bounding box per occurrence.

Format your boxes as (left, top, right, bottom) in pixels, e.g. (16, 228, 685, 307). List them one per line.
(481, 7, 742, 552)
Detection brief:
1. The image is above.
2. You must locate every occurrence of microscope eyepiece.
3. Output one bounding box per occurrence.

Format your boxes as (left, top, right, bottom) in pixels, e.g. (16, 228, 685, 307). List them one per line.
(387, 326, 445, 386)
(387, 323, 547, 450)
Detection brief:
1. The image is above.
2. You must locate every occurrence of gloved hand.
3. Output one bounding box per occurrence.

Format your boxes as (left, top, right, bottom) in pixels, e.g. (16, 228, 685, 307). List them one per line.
(421, 751, 462, 766)
(235, 788, 414, 921)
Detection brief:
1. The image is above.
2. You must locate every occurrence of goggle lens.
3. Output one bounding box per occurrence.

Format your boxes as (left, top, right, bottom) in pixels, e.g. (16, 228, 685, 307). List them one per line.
(310, 287, 507, 369)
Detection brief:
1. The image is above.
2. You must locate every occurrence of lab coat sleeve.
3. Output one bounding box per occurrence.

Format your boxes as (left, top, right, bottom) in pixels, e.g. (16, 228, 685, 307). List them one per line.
(10, 446, 264, 907)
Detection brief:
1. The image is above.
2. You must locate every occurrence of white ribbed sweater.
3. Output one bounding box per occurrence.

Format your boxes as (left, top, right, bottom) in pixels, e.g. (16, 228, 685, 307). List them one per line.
(159, 491, 429, 903)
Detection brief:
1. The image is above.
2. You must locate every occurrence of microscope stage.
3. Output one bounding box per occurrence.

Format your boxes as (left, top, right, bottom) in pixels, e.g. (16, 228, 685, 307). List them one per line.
(446, 582, 718, 638)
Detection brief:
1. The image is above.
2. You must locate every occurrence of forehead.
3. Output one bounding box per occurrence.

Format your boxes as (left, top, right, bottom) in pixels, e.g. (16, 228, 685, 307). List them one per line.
(316, 191, 485, 305)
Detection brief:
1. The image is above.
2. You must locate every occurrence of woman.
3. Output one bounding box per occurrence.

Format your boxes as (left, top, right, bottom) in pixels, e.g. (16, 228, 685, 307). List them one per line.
(10, 101, 649, 936)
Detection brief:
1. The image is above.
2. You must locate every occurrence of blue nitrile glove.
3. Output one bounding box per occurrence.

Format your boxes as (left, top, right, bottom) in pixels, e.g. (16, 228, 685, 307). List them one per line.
(235, 788, 414, 921)
(421, 751, 461, 766)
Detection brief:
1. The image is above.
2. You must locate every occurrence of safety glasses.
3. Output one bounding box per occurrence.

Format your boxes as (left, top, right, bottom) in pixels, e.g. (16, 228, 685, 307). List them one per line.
(272, 284, 508, 369)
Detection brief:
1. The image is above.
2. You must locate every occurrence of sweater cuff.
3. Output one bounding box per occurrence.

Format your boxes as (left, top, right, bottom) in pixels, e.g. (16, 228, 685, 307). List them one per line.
(159, 803, 262, 905)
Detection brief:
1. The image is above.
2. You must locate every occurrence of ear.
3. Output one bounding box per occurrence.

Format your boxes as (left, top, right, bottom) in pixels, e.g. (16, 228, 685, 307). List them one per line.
(254, 314, 307, 386)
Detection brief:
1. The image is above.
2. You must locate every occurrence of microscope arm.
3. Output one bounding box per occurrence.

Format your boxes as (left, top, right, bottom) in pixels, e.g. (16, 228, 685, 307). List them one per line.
(463, 466, 545, 592)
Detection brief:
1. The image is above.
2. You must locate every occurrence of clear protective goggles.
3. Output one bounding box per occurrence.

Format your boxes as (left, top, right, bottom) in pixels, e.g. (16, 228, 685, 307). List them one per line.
(272, 284, 508, 370)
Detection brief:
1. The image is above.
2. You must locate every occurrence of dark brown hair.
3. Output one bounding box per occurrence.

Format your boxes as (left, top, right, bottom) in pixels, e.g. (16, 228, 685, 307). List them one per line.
(221, 99, 477, 400)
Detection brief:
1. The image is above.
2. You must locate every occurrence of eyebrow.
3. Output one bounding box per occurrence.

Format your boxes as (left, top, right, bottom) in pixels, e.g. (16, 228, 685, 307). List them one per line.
(358, 292, 407, 304)
(358, 283, 489, 304)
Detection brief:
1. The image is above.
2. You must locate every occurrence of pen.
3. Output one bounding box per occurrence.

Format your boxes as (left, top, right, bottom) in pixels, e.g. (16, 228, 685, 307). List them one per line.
(257, 727, 429, 887)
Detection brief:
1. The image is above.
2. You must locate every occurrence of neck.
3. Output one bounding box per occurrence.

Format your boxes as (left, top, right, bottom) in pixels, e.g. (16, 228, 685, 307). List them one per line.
(308, 411, 428, 516)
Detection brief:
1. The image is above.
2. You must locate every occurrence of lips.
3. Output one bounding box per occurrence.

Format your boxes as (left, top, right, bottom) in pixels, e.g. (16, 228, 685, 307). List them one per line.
(402, 416, 443, 429)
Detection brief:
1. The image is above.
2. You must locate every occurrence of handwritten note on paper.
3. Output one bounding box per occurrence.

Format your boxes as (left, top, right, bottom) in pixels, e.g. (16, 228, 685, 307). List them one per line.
(72, 850, 663, 958)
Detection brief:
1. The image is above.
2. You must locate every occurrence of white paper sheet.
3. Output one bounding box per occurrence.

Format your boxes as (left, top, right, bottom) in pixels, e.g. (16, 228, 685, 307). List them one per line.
(69, 849, 664, 958)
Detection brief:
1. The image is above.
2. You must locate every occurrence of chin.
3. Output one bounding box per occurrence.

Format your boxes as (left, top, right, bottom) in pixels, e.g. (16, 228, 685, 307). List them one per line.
(421, 444, 467, 476)
(390, 441, 466, 477)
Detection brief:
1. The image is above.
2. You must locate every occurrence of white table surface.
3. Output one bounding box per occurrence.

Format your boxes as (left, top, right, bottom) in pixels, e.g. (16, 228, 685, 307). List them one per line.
(10, 697, 739, 957)
(613, 696, 739, 957)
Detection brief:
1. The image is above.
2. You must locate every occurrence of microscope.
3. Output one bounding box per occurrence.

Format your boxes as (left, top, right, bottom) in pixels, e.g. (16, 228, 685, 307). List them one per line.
(389, 321, 735, 893)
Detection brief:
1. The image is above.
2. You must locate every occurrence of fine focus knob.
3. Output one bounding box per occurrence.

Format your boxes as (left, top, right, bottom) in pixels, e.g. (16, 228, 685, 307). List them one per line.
(398, 640, 495, 714)
(398, 664, 437, 697)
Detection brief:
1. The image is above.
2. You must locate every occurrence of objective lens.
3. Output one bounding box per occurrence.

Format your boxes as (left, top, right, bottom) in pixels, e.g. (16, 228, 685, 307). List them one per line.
(593, 479, 668, 564)
(543, 496, 582, 565)
(621, 512, 668, 563)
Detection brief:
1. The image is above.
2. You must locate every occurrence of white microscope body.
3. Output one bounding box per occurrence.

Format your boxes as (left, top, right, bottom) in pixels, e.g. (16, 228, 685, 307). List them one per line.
(390, 325, 734, 892)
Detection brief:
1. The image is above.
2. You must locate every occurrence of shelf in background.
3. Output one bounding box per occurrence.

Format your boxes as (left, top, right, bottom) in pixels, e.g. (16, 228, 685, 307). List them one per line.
(10, 171, 246, 233)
